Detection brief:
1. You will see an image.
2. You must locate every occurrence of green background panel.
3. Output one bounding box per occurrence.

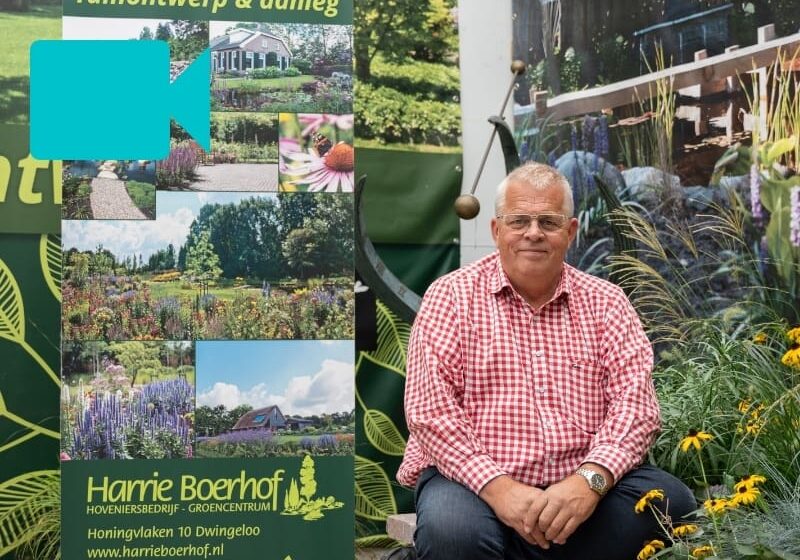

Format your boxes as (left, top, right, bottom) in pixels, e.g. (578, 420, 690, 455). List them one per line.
(357, 148, 462, 246)
(373, 243, 457, 297)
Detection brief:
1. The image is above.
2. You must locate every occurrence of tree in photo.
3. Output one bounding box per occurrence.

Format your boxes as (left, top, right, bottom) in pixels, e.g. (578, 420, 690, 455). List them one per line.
(185, 229, 222, 294)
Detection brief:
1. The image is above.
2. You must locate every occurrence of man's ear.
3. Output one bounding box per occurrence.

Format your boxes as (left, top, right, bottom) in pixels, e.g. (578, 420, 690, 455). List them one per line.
(567, 217, 579, 245)
(491, 217, 499, 244)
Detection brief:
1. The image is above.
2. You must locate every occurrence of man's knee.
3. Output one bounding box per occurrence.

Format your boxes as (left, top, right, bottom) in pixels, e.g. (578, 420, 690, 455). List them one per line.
(414, 471, 505, 560)
(626, 464, 697, 521)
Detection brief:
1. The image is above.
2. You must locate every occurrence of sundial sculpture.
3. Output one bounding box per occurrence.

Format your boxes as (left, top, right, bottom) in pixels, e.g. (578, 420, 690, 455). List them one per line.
(355, 61, 528, 324)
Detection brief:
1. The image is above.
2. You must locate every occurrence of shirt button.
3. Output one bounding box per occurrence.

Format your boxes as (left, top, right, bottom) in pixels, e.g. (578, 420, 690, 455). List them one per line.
(534, 350, 543, 357)
(548, 457, 555, 465)
(543, 420, 553, 428)
(536, 386, 546, 393)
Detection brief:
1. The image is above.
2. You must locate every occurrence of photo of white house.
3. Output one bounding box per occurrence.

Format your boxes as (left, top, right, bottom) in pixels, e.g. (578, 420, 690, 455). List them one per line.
(210, 27, 292, 74)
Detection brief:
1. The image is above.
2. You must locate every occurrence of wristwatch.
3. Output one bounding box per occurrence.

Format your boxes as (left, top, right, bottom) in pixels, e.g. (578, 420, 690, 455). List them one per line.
(575, 467, 608, 496)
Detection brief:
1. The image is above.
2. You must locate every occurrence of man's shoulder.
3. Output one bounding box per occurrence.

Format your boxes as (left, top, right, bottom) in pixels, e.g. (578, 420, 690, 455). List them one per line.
(566, 264, 629, 304)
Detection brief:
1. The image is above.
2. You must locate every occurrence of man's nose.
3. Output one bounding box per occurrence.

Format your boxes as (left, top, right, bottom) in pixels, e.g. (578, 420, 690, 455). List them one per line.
(522, 219, 545, 238)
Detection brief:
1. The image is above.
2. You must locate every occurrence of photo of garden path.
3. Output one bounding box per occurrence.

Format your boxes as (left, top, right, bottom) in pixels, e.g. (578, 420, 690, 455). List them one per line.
(280, 113, 354, 192)
(62, 192, 354, 341)
(63, 160, 156, 220)
(60, 341, 195, 460)
(158, 112, 278, 191)
(195, 340, 354, 458)
(0, 0, 60, 125)
(210, 21, 352, 115)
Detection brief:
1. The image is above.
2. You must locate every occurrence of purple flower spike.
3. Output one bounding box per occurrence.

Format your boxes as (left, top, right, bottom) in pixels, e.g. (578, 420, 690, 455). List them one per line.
(750, 164, 763, 225)
(791, 186, 800, 247)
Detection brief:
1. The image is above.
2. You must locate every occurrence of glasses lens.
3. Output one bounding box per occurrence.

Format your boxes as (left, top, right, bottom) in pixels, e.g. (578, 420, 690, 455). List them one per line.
(503, 215, 531, 230)
(536, 214, 565, 232)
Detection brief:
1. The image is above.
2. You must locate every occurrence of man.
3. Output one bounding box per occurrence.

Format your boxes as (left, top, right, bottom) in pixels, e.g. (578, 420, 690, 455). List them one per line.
(397, 163, 695, 560)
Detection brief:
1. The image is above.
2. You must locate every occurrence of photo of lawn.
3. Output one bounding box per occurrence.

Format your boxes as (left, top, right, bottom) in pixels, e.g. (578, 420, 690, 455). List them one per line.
(280, 113, 354, 192)
(60, 340, 195, 460)
(195, 340, 354, 458)
(63, 160, 156, 220)
(210, 21, 352, 114)
(62, 192, 354, 341)
(0, 0, 61, 125)
(157, 112, 278, 191)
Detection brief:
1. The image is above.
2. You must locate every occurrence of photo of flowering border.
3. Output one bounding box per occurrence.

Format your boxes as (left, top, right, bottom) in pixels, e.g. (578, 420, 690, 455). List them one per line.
(60, 341, 195, 460)
(279, 113, 354, 192)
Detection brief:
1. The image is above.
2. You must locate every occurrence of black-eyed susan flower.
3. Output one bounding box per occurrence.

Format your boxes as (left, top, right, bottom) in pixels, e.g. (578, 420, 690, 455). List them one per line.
(691, 545, 715, 559)
(672, 524, 699, 537)
(634, 489, 665, 513)
(737, 398, 752, 413)
(703, 497, 729, 515)
(637, 539, 665, 560)
(787, 326, 800, 343)
(680, 429, 713, 452)
(781, 345, 800, 369)
(753, 332, 767, 344)
(730, 484, 760, 505)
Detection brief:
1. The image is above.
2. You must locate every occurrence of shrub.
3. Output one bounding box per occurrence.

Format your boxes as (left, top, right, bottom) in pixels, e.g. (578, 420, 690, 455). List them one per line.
(370, 56, 460, 102)
(156, 143, 198, 187)
(355, 83, 461, 146)
(292, 58, 311, 74)
(284, 66, 301, 77)
(251, 67, 282, 79)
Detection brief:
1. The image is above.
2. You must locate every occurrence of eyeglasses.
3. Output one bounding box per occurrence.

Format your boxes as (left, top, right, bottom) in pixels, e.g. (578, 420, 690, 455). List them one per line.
(497, 213, 568, 233)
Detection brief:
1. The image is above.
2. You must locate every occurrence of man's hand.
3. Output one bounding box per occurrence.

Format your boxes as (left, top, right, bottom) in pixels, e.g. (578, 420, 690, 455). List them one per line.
(479, 475, 549, 548)
(524, 475, 601, 545)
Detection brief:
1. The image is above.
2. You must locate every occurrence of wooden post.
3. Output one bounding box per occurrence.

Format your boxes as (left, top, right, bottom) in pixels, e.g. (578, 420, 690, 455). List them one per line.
(533, 90, 548, 118)
(756, 24, 776, 136)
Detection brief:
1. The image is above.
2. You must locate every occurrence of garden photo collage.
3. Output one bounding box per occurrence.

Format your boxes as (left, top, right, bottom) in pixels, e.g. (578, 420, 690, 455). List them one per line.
(59, 15, 356, 462)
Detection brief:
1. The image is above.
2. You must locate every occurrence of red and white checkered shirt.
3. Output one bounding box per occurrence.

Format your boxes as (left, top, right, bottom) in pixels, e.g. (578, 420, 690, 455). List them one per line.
(397, 252, 660, 494)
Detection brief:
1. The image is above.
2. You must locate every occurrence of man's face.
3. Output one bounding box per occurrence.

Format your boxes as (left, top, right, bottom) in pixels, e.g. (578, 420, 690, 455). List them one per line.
(491, 181, 578, 290)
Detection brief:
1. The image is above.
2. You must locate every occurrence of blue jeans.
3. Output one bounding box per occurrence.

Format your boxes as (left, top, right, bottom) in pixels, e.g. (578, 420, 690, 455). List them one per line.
(414, 465, 696, 560)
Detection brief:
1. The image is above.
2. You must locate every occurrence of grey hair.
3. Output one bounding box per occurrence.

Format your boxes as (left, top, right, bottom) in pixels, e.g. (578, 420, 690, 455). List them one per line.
(494, 162, 574, 217)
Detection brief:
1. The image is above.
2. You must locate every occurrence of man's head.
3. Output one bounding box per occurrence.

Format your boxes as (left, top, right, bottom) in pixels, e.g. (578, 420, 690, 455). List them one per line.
(491, 163, 578, 305)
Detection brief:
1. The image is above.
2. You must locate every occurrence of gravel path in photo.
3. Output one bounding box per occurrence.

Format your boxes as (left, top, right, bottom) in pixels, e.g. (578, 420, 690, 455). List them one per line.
(188, 163, 279, 191)
(90, 178, 147, 220)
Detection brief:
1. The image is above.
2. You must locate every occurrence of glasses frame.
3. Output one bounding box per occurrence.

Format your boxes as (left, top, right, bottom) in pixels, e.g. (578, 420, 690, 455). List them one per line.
(496, 213, 569, 233)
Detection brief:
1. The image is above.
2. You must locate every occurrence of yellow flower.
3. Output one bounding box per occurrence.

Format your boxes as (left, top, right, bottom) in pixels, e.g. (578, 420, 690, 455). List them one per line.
(737, 398, 752, 413)
(730, 485, 760, 506)
(637, 539, 665, 560)
(634, 489, 665, 513)
(787, 327, 800, 343)
(672, 524, 699, 537)
(781, 347, 800, 369)
(753, 332, 767, 344)
(703, 497, 729, 515)
(680, 429, 713, 452)
(692, 545, 716, 559)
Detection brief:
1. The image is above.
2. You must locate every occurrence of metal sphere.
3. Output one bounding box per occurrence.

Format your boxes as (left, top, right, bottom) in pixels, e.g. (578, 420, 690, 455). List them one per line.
(454, 194, 481, 220)
(510, 60, 527, 75)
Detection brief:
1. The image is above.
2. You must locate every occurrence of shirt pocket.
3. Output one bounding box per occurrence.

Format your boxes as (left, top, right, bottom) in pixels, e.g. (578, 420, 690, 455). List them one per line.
(553, 356, 607, 434)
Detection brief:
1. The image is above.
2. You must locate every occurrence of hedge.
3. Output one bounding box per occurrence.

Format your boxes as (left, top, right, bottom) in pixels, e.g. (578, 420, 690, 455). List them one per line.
(370, 56, 460, 102)
(355, 83, 461, 146)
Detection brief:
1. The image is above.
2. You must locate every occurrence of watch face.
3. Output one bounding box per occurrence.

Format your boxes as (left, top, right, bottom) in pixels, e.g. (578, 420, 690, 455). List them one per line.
(590, 473, 605, 488)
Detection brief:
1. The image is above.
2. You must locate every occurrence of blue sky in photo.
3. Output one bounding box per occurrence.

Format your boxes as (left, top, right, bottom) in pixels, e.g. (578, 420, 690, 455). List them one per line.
(62, 193, 276, 260)
(195, 340, 354, 416)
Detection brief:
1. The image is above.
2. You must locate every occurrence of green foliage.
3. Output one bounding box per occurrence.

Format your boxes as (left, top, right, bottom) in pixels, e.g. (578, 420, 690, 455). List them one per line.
(355, 83, 460, 146)
(185, 229, 222, 287)
(251, 66, 282, 79)
(124, 180, 156, 219)
(167, 20, 208, 61)
(369, 55, 459, 102)
(526, 46, 584, 94)
(106, 341, 161, 387)
(292, 58, 311, 73)
(62, 175, 92, 220)
(283, 66, 301, 77)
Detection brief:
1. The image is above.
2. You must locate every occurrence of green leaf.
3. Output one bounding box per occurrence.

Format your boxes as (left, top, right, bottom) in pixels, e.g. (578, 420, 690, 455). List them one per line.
(0, 258, 24, 343)
(766, 136, 797, 164)
(361, 300, 410, 377)
(0, 470, 60, 558)
(355, 534, 402, 549)
(765, 206, 794, 288)
(363, 409, 407, 456)
(355, 455, 397, 521)
(39, 234, 61, 303)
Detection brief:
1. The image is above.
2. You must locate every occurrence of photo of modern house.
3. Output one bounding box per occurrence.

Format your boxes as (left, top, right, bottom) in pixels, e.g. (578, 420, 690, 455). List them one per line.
(211, 28, 292, 74)
(231, 404, 286, 431)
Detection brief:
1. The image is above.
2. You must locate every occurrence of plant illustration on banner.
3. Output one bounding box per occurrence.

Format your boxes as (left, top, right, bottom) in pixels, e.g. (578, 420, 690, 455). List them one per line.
(281, 455, 345, 521)
(0, 234, 61, 559)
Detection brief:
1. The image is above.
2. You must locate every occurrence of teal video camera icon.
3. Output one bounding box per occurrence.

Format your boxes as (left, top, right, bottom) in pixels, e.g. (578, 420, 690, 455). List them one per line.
(30, 40, 210, 160)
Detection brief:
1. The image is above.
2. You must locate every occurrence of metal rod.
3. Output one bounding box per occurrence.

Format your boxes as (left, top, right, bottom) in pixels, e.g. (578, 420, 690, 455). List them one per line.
(467, 64, 525, 196)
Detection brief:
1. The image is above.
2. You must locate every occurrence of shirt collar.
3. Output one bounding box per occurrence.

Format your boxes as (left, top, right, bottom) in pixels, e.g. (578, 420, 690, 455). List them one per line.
(489, 253, 573, 304)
